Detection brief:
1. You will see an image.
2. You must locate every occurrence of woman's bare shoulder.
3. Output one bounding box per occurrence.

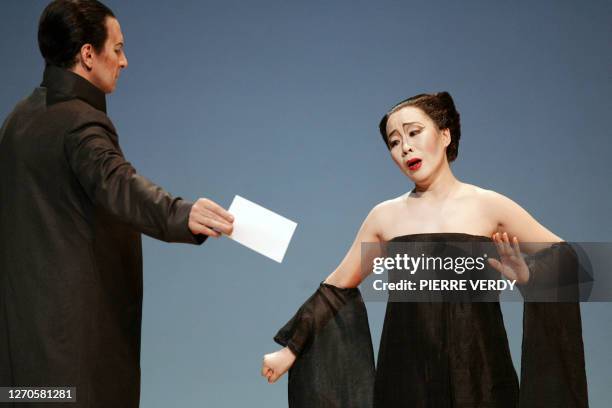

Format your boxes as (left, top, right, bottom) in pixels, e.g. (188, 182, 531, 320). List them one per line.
(456, 184, 517, 223)
(364, 194, 409, 229)
(463, 183, 508, 205)
(372, 193, 409, 213)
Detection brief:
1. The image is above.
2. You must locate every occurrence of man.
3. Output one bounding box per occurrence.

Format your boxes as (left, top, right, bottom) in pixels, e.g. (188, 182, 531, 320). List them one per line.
(0, 1, 233, 406)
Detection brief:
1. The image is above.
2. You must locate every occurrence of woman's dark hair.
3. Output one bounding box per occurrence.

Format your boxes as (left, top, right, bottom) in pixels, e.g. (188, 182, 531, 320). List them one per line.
(38, 0, 115, 69)
(378, 92, 461, 162)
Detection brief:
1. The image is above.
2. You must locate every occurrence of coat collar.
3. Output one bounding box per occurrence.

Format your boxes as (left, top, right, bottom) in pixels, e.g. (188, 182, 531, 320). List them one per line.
(41, 65, 107, 113)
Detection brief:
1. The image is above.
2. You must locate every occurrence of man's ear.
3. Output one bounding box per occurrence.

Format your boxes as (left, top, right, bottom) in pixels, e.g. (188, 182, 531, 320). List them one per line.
(79, 43, 94, 71)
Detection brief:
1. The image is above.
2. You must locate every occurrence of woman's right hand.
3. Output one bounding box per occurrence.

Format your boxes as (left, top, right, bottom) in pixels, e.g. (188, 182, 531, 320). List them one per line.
(261, 347, 296, 383)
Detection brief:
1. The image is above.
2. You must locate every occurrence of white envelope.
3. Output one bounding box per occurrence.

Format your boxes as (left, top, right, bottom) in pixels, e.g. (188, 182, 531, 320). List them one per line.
(226, 195, 297, 263)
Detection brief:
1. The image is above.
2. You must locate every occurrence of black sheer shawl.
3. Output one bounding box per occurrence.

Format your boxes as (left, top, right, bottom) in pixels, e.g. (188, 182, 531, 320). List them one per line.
(274, 283, 375, 408)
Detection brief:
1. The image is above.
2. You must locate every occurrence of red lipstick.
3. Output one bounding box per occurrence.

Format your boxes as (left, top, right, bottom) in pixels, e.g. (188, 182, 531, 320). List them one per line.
(406, 158, 422, 171)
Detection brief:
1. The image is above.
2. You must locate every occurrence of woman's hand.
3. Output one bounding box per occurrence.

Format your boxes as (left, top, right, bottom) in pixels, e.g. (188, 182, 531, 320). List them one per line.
(487, 232, 530, 284)
(261, 347, 296, 383)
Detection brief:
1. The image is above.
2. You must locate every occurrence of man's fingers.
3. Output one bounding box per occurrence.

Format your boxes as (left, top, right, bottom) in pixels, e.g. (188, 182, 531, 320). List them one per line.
(189, 221, 220, 238)
(191, 213, 233, 235)
(203, 218, 233, 235)
(199, 198, 234, 223)
(200, 226, 221, 238)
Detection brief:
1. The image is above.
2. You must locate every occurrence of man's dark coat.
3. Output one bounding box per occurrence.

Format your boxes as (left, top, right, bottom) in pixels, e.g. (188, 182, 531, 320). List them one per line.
(0, 65, 205, 407)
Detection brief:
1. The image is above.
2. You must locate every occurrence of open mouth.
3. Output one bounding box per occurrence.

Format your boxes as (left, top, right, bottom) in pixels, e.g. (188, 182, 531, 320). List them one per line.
(407, 158, 422, 171)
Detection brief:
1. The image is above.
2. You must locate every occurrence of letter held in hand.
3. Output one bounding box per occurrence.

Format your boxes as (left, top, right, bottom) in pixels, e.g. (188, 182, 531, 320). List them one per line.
(226, 195, 297, 263)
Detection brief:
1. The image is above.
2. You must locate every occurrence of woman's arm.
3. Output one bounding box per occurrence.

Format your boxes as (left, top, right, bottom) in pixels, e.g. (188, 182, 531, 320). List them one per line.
(484, 189, 573, 285)
(262, 203, 384, 383)
(486, 190, 563, 254)
(323, 203, 385, 288)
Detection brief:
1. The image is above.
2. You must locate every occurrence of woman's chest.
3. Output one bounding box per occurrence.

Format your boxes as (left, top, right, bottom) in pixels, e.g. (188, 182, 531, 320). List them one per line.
(380, 198, 498, 240)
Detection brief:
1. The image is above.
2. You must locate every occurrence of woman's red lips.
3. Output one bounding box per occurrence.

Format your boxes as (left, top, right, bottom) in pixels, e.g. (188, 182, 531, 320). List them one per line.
(406, 158, 422, 171)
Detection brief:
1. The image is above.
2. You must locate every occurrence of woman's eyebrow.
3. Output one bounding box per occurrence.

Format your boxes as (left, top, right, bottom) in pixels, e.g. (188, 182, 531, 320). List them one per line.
(387, 129, 400, 138)
(388, 121, 423, 137)
(403, 121, 423, 127)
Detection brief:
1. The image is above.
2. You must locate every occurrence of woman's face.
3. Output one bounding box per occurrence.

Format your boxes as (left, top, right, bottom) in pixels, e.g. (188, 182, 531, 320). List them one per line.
(385, 106, 450, 182)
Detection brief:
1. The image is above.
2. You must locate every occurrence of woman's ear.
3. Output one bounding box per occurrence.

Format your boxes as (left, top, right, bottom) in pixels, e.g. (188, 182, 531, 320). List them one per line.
(441, 128, 451, 148)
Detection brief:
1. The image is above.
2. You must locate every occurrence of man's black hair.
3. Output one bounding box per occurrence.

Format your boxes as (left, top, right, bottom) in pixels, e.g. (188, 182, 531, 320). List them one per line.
(38, 0, 115, 68)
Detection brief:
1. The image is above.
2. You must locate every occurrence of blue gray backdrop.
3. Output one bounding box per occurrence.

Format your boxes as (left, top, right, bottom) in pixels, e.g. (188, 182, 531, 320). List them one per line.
(2, 0, 611, 406)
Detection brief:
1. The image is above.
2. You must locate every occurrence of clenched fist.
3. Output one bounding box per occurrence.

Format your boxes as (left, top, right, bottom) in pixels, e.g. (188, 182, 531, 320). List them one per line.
(188, 198, 234, 238)
(261, 347, 296, 383)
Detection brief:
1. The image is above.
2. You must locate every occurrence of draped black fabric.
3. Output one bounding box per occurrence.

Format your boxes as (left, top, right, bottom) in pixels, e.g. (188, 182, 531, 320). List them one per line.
(274, 283, 375, 408)
(274, 233, 588, 408)
(519, 242, 588, 407)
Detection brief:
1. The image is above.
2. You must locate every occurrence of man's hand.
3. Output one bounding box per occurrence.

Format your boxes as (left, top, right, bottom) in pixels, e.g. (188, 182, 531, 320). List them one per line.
(261, 347, 296, 383)
(188, 198, 234, 238)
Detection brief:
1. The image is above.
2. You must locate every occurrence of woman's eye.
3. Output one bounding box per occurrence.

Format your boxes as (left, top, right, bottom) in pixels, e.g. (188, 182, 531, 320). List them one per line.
(389, 140, 400, 147)
(409, 130, 420, 136)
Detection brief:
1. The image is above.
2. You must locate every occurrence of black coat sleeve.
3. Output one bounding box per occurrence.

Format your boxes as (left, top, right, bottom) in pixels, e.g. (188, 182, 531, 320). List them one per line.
(518, 243, 589, 407)
(63, 113, 206, 244)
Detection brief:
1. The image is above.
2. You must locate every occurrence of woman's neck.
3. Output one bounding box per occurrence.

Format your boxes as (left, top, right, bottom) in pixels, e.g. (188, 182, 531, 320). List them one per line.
(411, 160, 461, 200)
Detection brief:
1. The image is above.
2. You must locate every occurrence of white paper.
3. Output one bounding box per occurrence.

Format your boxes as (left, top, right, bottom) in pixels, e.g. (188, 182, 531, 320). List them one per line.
(226, 195, 297, 263)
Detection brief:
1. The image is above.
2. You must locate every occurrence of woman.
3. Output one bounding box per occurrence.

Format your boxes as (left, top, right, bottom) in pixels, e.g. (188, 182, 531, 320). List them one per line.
(262, 92, 587, 407)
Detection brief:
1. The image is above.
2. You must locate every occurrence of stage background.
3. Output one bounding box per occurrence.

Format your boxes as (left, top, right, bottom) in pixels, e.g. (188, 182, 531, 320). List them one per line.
(2, 0, 611, 406)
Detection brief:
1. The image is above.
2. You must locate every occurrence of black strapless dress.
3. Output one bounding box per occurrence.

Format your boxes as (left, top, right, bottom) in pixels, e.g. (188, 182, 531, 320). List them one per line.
(374, 233, 517, 408)
(275, 233, 588, 408)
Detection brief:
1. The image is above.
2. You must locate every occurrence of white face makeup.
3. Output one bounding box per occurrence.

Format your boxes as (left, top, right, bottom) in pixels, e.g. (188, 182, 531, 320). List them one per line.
(385, 105, 450, 181)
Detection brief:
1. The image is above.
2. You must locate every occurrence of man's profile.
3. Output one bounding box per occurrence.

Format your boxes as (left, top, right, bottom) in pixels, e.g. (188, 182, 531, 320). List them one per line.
(0, 1, 233, 406)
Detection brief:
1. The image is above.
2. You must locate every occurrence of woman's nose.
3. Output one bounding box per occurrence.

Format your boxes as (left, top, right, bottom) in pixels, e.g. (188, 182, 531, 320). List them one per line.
(401, 141, 413, 155)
